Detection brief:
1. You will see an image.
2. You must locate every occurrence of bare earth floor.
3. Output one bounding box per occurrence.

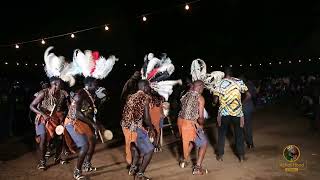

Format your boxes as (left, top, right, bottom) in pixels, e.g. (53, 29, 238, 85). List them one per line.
(0, 104, 319, 180)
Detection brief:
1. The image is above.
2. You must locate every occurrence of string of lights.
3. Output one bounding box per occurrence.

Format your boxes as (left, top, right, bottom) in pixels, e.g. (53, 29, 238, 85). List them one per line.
(0, 0, 199, 49)
(1, 58, 319, 68)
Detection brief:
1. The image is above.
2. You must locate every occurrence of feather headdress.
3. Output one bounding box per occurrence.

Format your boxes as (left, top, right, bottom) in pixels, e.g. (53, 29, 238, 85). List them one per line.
(141, 53, 181, 101)
(44, 46, 76, 86)
(72, 49, 118, 79)
(191, 59, 225, 92)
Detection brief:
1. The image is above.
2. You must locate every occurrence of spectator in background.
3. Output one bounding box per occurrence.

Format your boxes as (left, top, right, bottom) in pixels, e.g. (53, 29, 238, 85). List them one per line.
(240, 75, 257, 149)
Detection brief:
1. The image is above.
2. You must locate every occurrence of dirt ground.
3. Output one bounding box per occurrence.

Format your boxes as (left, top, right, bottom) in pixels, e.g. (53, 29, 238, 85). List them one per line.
(0, 104, 319, 180)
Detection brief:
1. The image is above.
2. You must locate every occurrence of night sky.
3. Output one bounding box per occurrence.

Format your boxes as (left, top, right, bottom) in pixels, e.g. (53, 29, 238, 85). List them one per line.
(0, 1, 319, 78)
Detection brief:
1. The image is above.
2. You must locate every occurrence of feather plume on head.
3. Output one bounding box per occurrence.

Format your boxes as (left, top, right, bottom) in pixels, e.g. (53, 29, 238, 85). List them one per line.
(43, 46, 76, 86)
(72, 49, 118, 80)
(190, 59, 225, 92)
(140, 52, 182, 101)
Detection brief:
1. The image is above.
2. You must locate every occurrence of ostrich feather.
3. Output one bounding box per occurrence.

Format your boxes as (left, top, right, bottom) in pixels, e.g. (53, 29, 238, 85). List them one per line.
(150, 80, 182, 101)
(44, 46, 66, 78)
(191, 59, 207, 82)
(145, 56, 160, 79)
(92, 55, 119, 79)
(72, 49, 94, 77)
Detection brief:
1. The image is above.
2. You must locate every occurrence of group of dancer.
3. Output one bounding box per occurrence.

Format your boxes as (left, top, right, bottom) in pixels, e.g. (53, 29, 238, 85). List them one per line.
(30, 48, 252, 180)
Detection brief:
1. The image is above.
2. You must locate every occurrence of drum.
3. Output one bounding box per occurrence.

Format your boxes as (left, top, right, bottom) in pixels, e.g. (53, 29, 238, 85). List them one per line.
(55, 125, 64, 135)
(103, 130, 113, 141)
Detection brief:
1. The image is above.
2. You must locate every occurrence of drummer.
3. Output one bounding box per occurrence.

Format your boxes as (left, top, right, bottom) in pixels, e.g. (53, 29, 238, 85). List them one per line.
(30, 77, 70, 170)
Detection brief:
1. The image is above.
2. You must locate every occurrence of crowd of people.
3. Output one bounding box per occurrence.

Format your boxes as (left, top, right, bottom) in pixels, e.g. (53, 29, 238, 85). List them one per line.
(1, 47, 320, 180)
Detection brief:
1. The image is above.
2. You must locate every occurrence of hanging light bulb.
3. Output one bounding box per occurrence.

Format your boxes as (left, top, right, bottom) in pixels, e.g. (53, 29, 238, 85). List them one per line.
(249, 64, 252, 67)
(220, 65, 223, 68)
(41, 39, 46, 44)
(289, 61, 292, 64)
(210, 65, 213, 68)
(15, 44, 19, 49)
(5, 62, 8, 65)
(240, 64, 243, 67)
(309, 59, 311, 62)
(142, 16, 147, 22)
(298, 60, 301, 63)
(185, 4, 190, 10)
(181, 65, 184, 68)
(229, 65, 233, 67)
(71, 33, 75, 38)
(25, 63, 28, 66)
(124, 63, 127, 66)
(35, 63, 38, 66)
(259, 63, 262, 66)
(105, 25, 109, 31)
(16, 62, 19, 66)
(269, 62, 272, 65)
(279, 61, 282, 65)
(133, 64, 136, 67)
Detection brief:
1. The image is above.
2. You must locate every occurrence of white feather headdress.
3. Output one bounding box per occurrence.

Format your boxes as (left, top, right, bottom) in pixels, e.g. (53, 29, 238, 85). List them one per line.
(44, 46, 76, 86)
(191, 59, 225, 92)
(72, 49, 118, 79)
(140, 52, 181, 101)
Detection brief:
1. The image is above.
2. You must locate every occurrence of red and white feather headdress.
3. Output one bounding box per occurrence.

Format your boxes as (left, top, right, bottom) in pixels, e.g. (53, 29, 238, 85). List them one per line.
(72, 49, 118, 79)
(141, 53, 181, 101)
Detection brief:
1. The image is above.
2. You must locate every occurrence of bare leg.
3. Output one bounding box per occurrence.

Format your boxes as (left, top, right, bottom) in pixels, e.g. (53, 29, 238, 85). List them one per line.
(196, 143, 208, 166)
(138, 151, 153, 174)
(76, 143, 88, 170)
(85, 136, 96, 163)
(130, 143, 140, 166)
(39, 134, 47, 161)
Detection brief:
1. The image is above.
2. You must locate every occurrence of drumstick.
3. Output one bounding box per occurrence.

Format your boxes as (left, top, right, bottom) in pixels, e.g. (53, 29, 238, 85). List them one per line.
(50, 104, 56, 116)
(98, 129, 104, 143)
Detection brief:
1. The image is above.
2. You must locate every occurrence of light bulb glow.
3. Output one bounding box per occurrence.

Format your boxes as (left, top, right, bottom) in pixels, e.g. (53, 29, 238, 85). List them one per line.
(105, 25, 109, 31)
(16, 62, 19, 66)
(143, 16, 147, 22)
(5, 62, 8, 65)
(185, 4, 190, 10)
(35, 64, 38, 66)
(41, 39, 46, 44)
(71, 34, 75, 38)
(15, 44, 19, 49)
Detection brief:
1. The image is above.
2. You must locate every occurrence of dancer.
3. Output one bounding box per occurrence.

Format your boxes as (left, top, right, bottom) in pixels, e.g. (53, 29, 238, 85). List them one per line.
(29, 47, 73, 170)
(149, 91, 165, 152)
(63, 49, 118, 179)
(177, 80, 208, 175)
(121, 80, 155, 180)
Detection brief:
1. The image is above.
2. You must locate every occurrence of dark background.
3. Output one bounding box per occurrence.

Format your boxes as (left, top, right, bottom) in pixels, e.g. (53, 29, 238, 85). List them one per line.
(0, 0, 320, 138)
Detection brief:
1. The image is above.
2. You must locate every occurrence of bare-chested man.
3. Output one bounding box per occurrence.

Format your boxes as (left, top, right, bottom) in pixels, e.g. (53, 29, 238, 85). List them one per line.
(177, 80, 208, 175)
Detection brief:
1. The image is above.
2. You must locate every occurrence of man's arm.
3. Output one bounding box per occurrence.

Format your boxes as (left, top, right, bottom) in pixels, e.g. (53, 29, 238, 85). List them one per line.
(30, 91, 49, 119)
(243, 91, 252, 103)
(70, 92, 97, 128)
(197, 95, 205, 128)
(143, 98, 153, 128)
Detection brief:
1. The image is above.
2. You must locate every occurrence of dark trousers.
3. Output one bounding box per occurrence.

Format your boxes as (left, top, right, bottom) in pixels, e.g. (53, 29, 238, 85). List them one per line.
(217, 116, 244, 156)
(244, 109, 254, 145)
